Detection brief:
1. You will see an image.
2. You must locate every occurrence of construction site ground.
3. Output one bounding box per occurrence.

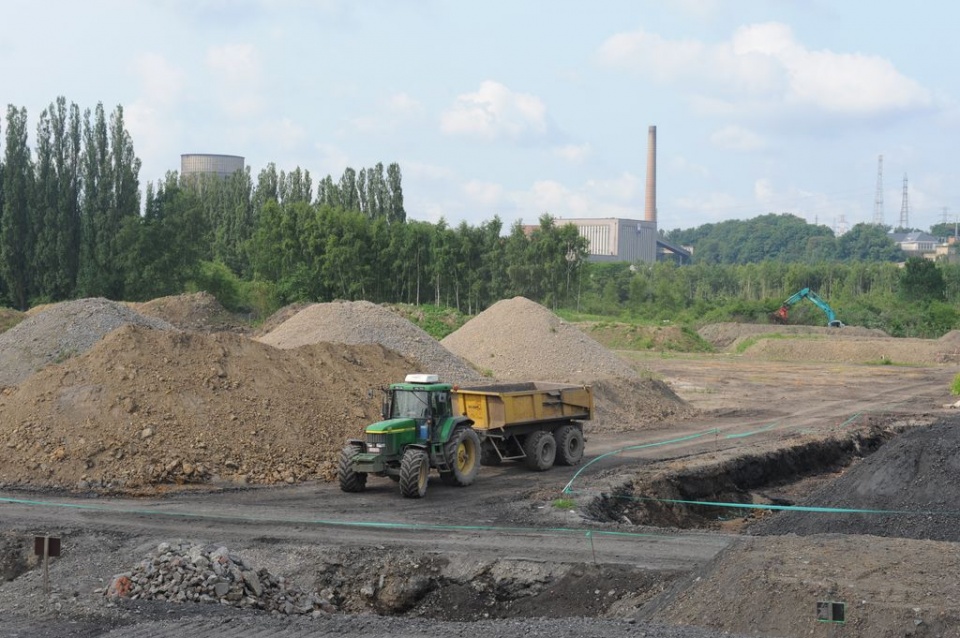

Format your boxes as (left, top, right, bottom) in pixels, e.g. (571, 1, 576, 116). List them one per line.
(0, 297, 958, 637)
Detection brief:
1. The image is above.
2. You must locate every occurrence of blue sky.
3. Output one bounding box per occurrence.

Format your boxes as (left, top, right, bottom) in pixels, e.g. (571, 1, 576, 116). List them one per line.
(3, 0, 958, 234)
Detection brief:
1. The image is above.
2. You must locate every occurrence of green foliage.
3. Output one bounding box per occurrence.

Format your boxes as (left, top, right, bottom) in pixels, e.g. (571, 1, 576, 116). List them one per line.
(189, 260, 281, 320)
(899, 257, 946, 302)
(389, 303, 470, 340)
(551, 498, 576, 510)
(951, 373, 960, 396)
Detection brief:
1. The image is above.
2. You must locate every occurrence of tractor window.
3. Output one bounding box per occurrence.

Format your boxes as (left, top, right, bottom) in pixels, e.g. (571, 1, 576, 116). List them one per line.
(392, 390, 430, 419)
(432, 392, 450, 417)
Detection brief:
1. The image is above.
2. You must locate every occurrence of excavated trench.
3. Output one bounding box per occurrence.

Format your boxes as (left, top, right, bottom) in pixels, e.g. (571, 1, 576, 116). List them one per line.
(310, 547, 678, 620)
(583, 421, 902, 530)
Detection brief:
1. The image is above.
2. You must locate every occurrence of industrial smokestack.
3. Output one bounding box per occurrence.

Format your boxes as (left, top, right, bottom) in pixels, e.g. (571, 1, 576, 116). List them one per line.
(644, 125, 657, 223)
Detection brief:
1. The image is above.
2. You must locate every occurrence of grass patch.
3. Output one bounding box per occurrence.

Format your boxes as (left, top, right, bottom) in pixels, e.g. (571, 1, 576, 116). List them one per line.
(734, 333, 789, 354)
(952, 373, 960, 396)
(552, 498, 576, 510)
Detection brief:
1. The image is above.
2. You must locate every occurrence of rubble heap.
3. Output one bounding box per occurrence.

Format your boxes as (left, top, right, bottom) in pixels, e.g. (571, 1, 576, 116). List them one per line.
(105, 542, 333, 616)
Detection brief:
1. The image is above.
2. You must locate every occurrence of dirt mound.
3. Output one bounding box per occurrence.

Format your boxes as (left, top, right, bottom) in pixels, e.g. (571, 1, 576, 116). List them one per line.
(0, 298, 173, 389)
(442, 297, 639, 382)
(254, 301, 312, 337)
(257, 300, 484, 384)
(742, 336, 956, 365)
(750, 417, 960, 541)
(130, 292, 249, 333)
(698, 322, 886, 350)
(652, 534, 960, 637)
(0, 324, 415, 491)
(442, 297, 691, 428)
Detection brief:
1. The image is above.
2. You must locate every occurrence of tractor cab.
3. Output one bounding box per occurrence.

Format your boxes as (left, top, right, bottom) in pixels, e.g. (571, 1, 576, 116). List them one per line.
(381, 374, 453, 441)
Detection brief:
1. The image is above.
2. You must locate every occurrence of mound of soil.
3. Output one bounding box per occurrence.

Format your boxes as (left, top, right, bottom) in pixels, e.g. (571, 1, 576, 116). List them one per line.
(442, 298, 691, 428)
(130, 292, 250, 333)
(651, 534, 960, 637)
(741, 335, 957, 365)
(442, 297, 639, 381)
(750, 417, 960, 541)
(0, 325, 415, 491)
(0, 298, 173, 389)
(254, 302, 312, 337)
(698, 322, 886, 350)
(258, 300, 484, 384)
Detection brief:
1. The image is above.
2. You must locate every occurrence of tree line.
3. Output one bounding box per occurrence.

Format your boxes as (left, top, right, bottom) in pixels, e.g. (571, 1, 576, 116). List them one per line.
(0, 97, 590, 313)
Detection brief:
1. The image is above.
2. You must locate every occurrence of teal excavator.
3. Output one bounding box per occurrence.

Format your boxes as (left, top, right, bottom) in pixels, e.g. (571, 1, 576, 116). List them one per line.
(771, 288, 843, 328)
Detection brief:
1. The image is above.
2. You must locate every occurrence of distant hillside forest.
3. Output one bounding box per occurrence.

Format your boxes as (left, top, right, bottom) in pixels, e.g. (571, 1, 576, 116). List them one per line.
(1, 97, 959, 338)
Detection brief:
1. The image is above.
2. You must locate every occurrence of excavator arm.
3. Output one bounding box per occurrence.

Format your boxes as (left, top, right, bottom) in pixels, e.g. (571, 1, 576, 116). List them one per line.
(771, 288, 843, 328)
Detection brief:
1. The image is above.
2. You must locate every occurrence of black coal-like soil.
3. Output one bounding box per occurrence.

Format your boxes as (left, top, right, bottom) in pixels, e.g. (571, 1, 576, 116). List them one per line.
(750, 415, 960, 541)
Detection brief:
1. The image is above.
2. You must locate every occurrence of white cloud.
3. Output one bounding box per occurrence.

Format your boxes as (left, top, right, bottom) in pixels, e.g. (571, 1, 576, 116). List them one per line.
(553, 143, 592, 162)
(205, 43, 264, 118)
(350, 92, 424, 134)
(125, 53, 187, 184)
(463, 179, 504, 207)
(440, 81, 548, 141)
(598, 22, 933, 119)
(259, 117, 307, 151)
(710, 125, 766, 151)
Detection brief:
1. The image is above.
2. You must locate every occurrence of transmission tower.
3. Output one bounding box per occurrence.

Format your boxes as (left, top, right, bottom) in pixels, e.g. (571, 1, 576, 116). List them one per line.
(873, 155, 884, 225)
(899, 173, 909, 230)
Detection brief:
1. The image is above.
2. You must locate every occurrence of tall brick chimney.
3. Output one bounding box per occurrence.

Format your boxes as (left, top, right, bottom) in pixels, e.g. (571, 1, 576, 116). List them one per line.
(644, 125, 657, 223)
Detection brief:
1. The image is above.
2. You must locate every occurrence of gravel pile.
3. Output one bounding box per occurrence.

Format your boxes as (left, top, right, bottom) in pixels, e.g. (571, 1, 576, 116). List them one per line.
(104, 542, 333, 615)
(441, 297, 638, 382)
(258, 300, 484, 384)
(0, 298, 173, 389)
(130, 292, 249, 334)
(751, 416, 960, 541)
(442, 297, 692, 429)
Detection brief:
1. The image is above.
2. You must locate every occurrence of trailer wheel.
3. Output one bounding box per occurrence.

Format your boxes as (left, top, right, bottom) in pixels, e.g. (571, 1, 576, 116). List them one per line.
(523, 430, 556, 471)
(338, 444, 367, 493)
(443, 427, 481, 487)
(555, 424, 584, 466)
(399, 448, 429, 498)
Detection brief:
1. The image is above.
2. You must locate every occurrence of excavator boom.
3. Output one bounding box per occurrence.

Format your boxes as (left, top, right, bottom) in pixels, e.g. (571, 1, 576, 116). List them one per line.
(771, 288, 843, 328)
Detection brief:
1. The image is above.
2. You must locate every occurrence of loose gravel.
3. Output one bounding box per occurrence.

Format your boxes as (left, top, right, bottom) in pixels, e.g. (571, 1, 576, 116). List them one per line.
(0, 298, 173, 389)
(258, 301, 484, 384)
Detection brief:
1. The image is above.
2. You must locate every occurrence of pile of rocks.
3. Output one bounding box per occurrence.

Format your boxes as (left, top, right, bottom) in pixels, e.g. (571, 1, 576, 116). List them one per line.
(104, 542, 333, 616)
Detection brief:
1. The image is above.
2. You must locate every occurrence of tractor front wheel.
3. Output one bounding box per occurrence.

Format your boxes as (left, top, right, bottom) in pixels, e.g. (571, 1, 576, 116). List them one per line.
(399, 448, 429, 498)
(338, 444, 367, 493)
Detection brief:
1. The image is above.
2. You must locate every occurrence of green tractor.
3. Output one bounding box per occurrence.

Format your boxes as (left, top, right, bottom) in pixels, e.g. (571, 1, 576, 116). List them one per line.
(338, 374, 481, 498)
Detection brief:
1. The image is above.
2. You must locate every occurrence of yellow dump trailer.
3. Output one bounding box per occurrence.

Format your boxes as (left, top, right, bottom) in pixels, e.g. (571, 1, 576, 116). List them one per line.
(453, 382, 593, 471)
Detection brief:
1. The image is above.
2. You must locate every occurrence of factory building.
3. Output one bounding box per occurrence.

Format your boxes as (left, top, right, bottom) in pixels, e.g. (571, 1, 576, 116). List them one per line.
(555, 126, 690, 264)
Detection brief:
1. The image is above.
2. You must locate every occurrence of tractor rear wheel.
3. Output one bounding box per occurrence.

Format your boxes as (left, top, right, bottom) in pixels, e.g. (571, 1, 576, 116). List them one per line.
(443, 427, 481, 487)
(399, 448, 429, 498)
(337, 444, 367, 493)
(523, 430, 556, 471)
(555, 424, 584, 466)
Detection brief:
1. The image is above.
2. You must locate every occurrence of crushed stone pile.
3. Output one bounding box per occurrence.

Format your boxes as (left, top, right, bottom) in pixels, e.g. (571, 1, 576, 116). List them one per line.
(130, 292, 249, 333)
(104, 541, 333, 615)
(750, 416, 960, 541)
(442, 297, 692, 429)
(0, 298, 173, 389)
(0, 324, 414, 491)
(697, 322, 887, 350)
(258, 300, 484, 384)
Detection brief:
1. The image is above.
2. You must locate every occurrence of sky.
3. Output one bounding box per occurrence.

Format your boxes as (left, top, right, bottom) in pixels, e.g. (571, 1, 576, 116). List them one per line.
(3, 0, 959, 234)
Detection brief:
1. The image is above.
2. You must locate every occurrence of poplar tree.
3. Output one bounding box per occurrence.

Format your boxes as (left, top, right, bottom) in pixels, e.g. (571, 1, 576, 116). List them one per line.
(0, 106, 34, 310)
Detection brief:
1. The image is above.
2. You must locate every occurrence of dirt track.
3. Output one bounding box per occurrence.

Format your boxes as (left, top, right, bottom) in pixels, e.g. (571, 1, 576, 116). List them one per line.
(2, 297, 960, 637)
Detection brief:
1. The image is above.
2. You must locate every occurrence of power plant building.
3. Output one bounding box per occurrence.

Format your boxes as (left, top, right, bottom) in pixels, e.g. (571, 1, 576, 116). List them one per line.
(556, 218, 658, 263)
(181, 154, 245, 180)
